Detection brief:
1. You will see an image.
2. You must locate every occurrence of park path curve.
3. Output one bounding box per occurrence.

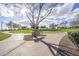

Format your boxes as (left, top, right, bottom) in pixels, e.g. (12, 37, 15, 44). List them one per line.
(0, 32, 66, 56)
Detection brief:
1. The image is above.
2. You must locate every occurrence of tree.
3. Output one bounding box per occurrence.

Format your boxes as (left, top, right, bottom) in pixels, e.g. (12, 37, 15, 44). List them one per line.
(0, 21, 3, 31)
(21, 26, 27, 30)
(40, 26, 47, 28)
(4, 3, 59, 37)
(50, 23, 58, 29)
(60, 21, 68, 27)
(12, 23, 20, 30)
(6, 21, 19, 30)
(22, 3, 58, 37)
(6, 21, 13, 30)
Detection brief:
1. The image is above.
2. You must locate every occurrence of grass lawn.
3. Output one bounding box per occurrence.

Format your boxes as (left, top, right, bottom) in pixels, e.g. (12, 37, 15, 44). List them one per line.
(42, 31, 64, 35)
(9, 28, 79, 34)
(59, 28, 79, 32)
(0, 32, 11, 41)
(10, 29, 32, 34)
(10, 29, 63, 34)
(42, 28, 79, 34)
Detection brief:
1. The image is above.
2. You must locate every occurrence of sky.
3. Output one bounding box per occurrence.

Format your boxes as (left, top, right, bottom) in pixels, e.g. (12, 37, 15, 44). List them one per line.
(0, 3, 79, 29)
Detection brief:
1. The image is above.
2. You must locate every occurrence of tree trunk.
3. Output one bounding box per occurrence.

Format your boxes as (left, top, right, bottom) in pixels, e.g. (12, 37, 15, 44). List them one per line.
(32, 30, 40, 37)
(32, 25, 40, 37)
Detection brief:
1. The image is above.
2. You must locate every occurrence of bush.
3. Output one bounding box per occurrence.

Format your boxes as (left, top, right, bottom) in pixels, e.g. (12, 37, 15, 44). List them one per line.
(68, 30, 79, 48)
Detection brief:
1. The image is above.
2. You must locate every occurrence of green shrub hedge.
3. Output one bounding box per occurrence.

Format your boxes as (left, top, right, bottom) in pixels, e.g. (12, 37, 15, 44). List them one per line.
(68, 30, 79, 48)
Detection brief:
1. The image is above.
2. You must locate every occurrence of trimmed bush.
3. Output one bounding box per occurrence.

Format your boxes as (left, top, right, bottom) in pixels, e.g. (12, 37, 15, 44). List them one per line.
(68, 30, 79, 48)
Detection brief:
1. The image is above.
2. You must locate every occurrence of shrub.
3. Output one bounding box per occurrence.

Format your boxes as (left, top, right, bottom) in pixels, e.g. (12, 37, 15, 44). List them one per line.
(68, 30, 79, 48)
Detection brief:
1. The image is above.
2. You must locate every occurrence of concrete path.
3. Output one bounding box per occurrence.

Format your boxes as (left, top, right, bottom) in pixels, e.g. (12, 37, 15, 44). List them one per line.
(0, 32, 66, 56)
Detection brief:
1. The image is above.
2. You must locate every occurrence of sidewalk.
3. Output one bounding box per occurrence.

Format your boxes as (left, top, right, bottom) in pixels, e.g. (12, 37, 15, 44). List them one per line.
(0, 32, 66, 56)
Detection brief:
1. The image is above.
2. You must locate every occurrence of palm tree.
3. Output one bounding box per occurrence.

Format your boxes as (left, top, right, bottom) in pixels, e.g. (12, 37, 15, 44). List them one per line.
(6, 21, 13, 30)
(1, 21, 3, 31)
(12, 23, 20, 30)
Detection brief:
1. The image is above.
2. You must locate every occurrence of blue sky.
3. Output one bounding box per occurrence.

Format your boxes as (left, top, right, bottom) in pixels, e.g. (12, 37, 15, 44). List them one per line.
(0, 3, 79, 29)
(73, 3, 79, 10)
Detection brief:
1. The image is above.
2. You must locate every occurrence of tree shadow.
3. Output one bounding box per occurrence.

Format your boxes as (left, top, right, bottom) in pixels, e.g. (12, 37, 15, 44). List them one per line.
(34, 37, 79, 56)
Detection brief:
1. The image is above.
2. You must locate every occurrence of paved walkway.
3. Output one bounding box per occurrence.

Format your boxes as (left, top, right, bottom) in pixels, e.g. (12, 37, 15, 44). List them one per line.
(0, 32, 66, 56)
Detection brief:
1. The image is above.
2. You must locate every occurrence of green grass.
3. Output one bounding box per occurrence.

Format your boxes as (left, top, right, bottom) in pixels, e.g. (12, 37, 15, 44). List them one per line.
(10, 29, 32, 34)
(0, 32, 11, 41)
(42, 28, 79, 34)
(59, 28, 79, 32)
(42, 31, 63, 35)
(9, 28, 79, 34)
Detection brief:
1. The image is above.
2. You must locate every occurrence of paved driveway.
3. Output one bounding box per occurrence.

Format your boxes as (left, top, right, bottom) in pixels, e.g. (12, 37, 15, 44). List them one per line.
(0, 32, 66, 56)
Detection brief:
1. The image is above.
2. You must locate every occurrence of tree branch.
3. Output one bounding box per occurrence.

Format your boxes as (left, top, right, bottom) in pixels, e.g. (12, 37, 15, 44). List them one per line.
(36, 3, 44, 25)
(38, 3, 58, 25)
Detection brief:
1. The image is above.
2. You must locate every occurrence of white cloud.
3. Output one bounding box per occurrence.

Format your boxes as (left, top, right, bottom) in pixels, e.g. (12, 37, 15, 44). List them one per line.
(0, 3, 77, 27)
(68, 8, 79, 20)
(12, 19, 30, 27)
(58, 4, 74, 15)
(51, 3, 75, 19)
(1, 9, 14, 17)
(41, 10, 47, 16)
(0, 4, 14, 17)
(20, 8, 30, 16)
(73, 8, 79, 13)
(38, 4, 76, 27)
(39, 19, 60, 27)
(46, 3, 75, 21)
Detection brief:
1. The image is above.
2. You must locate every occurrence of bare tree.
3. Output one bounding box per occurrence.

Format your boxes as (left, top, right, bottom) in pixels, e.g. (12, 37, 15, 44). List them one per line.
(4, 3, 59, 37)
(22, 3, 58, 37)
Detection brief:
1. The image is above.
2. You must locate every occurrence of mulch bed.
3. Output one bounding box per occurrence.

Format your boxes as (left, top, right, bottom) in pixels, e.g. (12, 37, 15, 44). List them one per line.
(23, 35, 33, 41)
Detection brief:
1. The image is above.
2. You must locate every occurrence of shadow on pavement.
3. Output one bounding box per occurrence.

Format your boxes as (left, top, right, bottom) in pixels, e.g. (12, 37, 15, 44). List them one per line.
(34, 37, 79, 56)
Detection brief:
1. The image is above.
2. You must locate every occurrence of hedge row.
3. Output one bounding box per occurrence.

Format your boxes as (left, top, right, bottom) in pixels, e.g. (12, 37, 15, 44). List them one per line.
(68, 30, 79, 48)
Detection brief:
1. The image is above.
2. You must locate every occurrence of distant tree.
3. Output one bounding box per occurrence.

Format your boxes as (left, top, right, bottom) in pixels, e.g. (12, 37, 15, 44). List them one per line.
(40, 26, 47, 28)
(12, 23, 20, 30)
(60, 21, 68, 27)
(6, 21, 20, 30)
(50, 23, 58, 29)
(0, 21, 3, 31)
(6, 21, 13, 30)
(21, 26, 27, 30)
